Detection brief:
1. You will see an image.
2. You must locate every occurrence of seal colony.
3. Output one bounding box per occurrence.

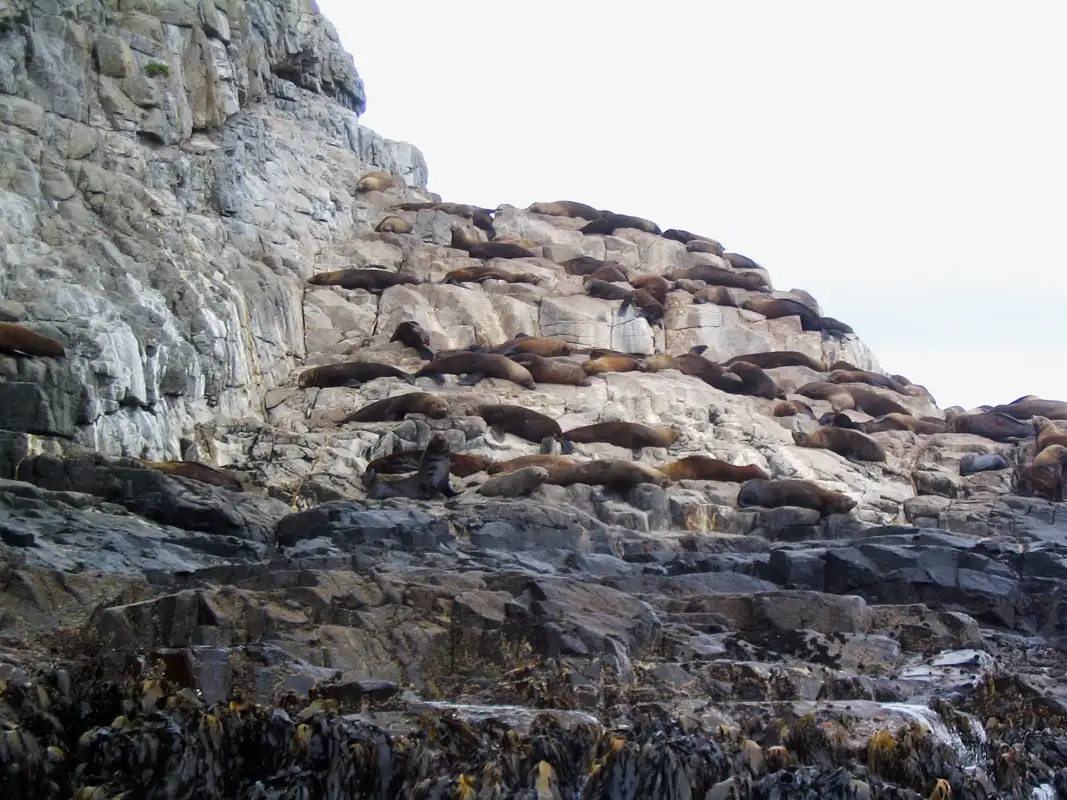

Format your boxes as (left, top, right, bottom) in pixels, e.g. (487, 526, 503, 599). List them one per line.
(281, 179, 1067, 514)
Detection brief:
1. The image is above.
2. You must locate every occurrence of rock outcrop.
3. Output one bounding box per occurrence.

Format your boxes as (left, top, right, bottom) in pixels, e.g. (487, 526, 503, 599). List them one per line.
(1, 2, 1066, 799)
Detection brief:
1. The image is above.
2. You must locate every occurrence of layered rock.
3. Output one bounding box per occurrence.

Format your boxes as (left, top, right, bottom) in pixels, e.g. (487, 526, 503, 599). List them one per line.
(1, 1, 1067, 798)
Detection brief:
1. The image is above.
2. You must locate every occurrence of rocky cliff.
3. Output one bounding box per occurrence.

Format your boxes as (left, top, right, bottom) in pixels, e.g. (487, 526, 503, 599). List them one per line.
(2, 2, 1067, 799)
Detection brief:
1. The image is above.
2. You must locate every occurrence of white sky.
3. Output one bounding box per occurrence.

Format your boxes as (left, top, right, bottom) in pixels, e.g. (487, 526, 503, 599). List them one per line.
(317, 1, 1066, 411)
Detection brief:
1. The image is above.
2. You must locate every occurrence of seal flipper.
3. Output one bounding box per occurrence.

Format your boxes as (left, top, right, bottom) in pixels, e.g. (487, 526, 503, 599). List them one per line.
(457, 372, 487, 386)
(415, 368, 446, 385)
(560, 438, 576, 456)
(439, 483, 460, 499)
(416, 344, 436, 361)
(343, 379, 364, 389)
(401, 373, 417, 385)
(619, 295, 636, 315)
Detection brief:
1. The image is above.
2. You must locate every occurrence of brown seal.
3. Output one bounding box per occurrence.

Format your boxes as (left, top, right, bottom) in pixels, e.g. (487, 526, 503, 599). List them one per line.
(1027, 444, 1067, 502)
(375, 216, 413, 234)
(393, 201, 476, 217)
(140, 460, 244, 491)
(491, 335, 575, 358)
(450, 228, 535, 260)
(487, 454, 574, 478)
(724, 351, 826, 372)
(819, 317, 854, 336)
(587, 264, 631, 283)
(415, 353, 536, 389)
(389, 320, 435, 360)
(738, 478, 857, 516)
(845, 387, 913, 417)
(546, 459, 670, 489)
(948, 411, 1035, 442)
(366, 434, 458, 500)
(307, 268, 418, 293)
(367, 449, 492, 478)
(580, 213, 661, 236)
(662, 229, 722, 251)
(692, 286, 738, 307)
(356, 170, 395, 193)
(0, 322, 66, 358)
(477, 404, 561, 444)
(741, 297, 822, 330)
(1032, 416, 1067, 454)
(827, 370, 907, 394)
(561, 421, 679, 452)
(657, 456, 768, 483)
(795, 381, 856, 410)
(668, 265, 768, 292)
(792, 428, 886, 462)
(584, 278, 634, 302)
(478, 465, 550, 498)
(343, 392, 449, 423)
(508, 353, 590, 386)
(527, 201, 602, 220)
(727, 361, 779, 400)
(774, 399, 815, 418)
(442, 265, 540, 285)
(676, 349, 743, 394)
(298, 361, 415, 389)
(630, 274, 671, 305)
(723, 252, 761, 270)
(991, 397, 1067, 421)
(559, 256, 625, 277)
(582, 353, 642, 375)
(686, 239, 726, 255)
(638, 354, 681, 373)
(829, 412, 945, 435)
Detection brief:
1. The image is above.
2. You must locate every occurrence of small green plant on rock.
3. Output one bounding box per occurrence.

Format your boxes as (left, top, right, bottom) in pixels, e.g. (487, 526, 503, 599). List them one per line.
(145, 61, 170, 78)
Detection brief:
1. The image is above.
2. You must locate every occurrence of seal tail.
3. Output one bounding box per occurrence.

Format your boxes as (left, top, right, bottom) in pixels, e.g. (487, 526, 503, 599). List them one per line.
(415, 344, 436, 361)
(457, 372, 486, 386)
(414, 368, 446, 385)
(401, 373, 416, 385)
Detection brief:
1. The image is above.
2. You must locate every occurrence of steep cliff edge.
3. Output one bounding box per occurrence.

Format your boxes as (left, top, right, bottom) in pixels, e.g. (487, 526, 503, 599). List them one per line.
(2, 3, 1067, 799)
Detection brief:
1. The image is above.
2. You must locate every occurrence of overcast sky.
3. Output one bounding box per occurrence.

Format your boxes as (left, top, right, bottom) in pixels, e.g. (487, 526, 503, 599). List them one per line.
(317, 1, 1066, 411)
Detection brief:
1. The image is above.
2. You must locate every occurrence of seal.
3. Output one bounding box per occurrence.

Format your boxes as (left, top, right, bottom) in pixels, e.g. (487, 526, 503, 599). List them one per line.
(630, 274, 671, 305)
(389, 320, 436, 361)
(959, 453, 1010, 477)
(298, 361, 415, 389)
(308, 268, 418, 293)
(1027, 443, 1067, 502)
(584, 278, 634, 303)
(774, 399, 815, 418)
(631, 288, 666, 323)
(477, 465, 550, 498)
(676, 349, 744, 394)
(375, 216, 413, 234)
(343, 392, 449, 423)
(582, 352, 642, 375)
(741, 297, 822, 330)
(830, 412, 946, 435)
(394, 201, 477, 218)
(948, 411, 1035, 442)
(140, 460, 244, 491)
(723, 252, 762, 270)
(0, 322, 66, 358)
(546, 459, 670, 489)
(416, 353, 536, 389)
(662, 229, 722, 251)
(845, 387, 913, 418)
(442, 265, 540, 285)
(686, 239, 726, 255)
(580, 213, 661, 236)
(560, 256, 624, 277)
(366, 434, 459, 500)
(668, 265, 768, 292)
(827, 370, 906, 393)
(491, 335, 575, 358)
(508, 353, 590, 386)
(356, 170, 394, 193)
(587, 264, 631, 283)
(991, 397, 1067, 421)
(450, 228, 535, 260)
(477, 404, 561, 444)
(527, 201, 602, 220)
(792, 427, 886, 462)
(561, 421, 679, 453)
(819, 317, 854, 336)
(795, 381, 857, 410)
(1032, 416, 1067, 454)
(638, 354, 681, 373)
(693, 286, 737, 307)
(727, 361, 779, 400)
(737, 478, 857, 516)
(487, 454, 575, 478)
(367, 449, 492, 478)
(657, 456, 769, 483)
(724, 351, 827, 372)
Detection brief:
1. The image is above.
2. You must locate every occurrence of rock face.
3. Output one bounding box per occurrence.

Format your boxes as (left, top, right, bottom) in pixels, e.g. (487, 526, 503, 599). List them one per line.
(2, 2, 1067, 799)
